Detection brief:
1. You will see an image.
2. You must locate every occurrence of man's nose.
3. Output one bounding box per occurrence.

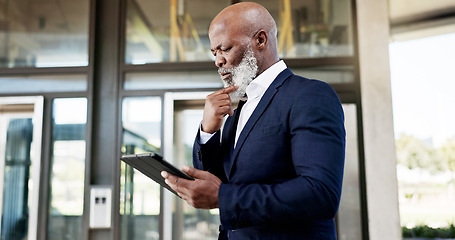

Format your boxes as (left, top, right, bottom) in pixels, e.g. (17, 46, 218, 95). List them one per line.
(215, 54, 226, 68)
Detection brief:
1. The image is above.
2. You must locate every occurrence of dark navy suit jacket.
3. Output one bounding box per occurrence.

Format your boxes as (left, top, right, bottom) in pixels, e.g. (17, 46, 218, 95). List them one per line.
(193, 68, 346, 239)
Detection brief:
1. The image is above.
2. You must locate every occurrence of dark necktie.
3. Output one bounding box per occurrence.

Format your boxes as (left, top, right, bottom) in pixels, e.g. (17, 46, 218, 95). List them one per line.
(222, 100, 247, 179)
(233, 100, 246, 128)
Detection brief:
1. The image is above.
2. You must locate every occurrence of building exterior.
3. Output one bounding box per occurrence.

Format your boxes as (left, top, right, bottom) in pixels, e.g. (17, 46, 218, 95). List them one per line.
(0, 0, 400, 239)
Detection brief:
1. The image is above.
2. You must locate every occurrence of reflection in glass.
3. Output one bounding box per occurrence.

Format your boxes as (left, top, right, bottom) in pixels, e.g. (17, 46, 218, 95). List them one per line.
(0, 0, 89, 68)
(125, 0, 353, 64)
(0, 114, 33, 240)
(48, 98, 87, 240)
(0, 75, 87, 94)
(253, 0, 353, 58)
(173, 103, 219, 240)
(125, 0, 229, 64)
(121, 97, 161, 240)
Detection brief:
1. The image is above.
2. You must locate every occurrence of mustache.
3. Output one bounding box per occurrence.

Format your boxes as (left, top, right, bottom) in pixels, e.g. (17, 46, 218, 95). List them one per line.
(218, 67, 233, 75)
(218, 67, 235, 86)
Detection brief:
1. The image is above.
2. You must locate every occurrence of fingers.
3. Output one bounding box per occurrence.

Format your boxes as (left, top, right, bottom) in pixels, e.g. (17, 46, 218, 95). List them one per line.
(212, 85, 238, 96)
(161, 171, 188, 187)
(162, 170, 194, 203)
(162, 167, 204, 189)
(202, 85, 238, 133)
(206, 85, 238, 104)
(162, 171, 189, 196)
(182, 166, 207, 179)
(207, 85, 238, 109)
(161, 168, 221, 209)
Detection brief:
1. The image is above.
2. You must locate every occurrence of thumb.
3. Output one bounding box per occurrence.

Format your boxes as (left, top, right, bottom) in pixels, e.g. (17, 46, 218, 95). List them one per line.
(228, 106, 234, 116)
(182, 166, 209, 179)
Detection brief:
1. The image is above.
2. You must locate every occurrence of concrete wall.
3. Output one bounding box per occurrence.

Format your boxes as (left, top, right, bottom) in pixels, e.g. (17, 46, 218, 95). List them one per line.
(355, 0, 402, 239)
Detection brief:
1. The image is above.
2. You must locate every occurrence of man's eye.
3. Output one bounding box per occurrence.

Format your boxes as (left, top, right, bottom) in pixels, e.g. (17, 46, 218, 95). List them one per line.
(223, 47, 232, 52)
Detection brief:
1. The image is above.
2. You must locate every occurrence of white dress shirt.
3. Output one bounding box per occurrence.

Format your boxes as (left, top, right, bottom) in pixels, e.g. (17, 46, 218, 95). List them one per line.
(200, 60, 287, 146)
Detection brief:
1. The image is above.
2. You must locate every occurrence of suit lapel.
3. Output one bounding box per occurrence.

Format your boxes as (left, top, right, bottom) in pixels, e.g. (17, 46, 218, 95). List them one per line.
(227, 68, 293, 178)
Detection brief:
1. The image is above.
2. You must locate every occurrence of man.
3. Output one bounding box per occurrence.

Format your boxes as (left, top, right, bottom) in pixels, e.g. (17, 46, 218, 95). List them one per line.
(162, 2, 346, 239)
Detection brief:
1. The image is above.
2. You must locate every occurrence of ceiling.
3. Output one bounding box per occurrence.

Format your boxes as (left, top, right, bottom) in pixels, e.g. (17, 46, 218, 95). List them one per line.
(388, 0, 455, 40)
(389, 0, 455, 25)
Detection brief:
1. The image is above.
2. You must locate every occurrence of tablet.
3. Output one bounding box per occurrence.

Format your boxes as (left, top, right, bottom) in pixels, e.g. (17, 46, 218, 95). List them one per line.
(120, 152, 194, 197)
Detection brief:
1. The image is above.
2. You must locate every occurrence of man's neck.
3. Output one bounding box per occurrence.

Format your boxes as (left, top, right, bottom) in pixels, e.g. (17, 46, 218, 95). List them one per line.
(255, 58, 282, 77)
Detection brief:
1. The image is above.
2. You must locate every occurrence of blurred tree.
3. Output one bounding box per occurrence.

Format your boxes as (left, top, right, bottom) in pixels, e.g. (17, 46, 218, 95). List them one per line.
(440, 138, 455, 184)
(395, 133, 442, 172)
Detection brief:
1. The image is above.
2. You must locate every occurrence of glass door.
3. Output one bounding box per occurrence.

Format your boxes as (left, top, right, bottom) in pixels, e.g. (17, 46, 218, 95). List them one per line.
(163, 92, 219, 240)
(0, 96, 44, 240)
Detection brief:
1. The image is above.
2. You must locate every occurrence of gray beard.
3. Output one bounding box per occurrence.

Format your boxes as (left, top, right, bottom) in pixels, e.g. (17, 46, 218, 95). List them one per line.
(218, 47, 258, 102)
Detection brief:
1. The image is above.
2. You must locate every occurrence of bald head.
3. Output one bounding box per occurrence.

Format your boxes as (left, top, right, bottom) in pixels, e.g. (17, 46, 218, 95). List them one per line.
(209, 2, 279, 72)
(210, 2, 277, 42)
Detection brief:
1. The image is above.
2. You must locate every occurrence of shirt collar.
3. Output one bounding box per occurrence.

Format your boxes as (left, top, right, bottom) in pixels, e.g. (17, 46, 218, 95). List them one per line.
(246, 60, 287, 100)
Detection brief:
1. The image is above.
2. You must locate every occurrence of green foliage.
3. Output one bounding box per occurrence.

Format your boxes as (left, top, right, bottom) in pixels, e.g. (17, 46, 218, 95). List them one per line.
(440, 139, 455, 174)
(396, 134, 455, 175)
(402, 224, 455, 238)
(397, 135, 455, 236)
(396, 134, 442, 172)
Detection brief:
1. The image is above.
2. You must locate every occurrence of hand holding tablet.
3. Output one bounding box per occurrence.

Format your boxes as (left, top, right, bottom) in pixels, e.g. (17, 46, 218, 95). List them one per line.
(120, 152, 193, 196)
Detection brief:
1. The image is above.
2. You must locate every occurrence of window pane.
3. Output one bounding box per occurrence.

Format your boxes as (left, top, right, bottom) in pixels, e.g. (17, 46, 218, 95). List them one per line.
(391, 33, 455, 229)
(125, 0, 230, 64)
(48, 98, 87, 240)
(0, 75, 87, 94)
(121, 97, 161, 240)
(125, 0, 352, 65)
(0, 0, 89, 68)
(250, 0, 354, 58)
(0, 115, 33, 239)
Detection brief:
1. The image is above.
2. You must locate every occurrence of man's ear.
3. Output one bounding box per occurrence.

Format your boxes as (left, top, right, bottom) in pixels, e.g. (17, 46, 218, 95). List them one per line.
(255, 30, 268, 50)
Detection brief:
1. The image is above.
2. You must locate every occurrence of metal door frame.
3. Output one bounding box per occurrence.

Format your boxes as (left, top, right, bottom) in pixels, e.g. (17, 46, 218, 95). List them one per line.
(162, 91, 211, 240)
